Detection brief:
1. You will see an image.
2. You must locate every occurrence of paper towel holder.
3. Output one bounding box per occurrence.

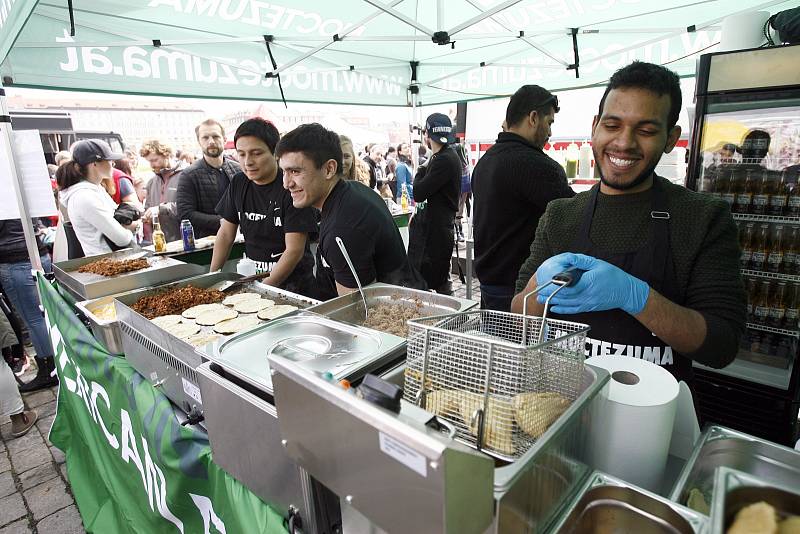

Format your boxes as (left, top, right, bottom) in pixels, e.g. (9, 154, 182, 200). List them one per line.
(611, 370, 640, 385)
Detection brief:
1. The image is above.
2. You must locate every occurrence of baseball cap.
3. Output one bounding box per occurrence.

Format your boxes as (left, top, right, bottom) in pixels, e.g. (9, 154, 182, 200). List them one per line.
(71, 139, 124, 166)
(425, 113, 455, 145)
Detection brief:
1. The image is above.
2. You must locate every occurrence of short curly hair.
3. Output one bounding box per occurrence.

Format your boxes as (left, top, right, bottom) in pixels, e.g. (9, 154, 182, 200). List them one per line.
(139, 139, 174, 158)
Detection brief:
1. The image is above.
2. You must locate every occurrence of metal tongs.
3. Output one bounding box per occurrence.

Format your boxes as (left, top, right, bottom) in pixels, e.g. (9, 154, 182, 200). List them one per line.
(335, 237, 368, 321)
(521, 267, 584, 344)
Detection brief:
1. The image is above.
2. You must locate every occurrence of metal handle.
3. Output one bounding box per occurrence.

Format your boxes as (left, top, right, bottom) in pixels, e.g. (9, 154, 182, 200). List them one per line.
(335, 236, 368, 321)
(521, 268, 585, 344)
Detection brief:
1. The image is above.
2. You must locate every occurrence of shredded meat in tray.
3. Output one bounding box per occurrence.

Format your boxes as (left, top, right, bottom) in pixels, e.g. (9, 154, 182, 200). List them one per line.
(77, 258, 150, 277)
(132, 285, 224, 319)
(363, 298, 426, 337)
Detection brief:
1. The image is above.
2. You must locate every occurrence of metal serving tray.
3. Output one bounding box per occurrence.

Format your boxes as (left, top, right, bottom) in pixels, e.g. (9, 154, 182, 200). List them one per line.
(550, 472, 707, 534)
(75, 294, 125, 354)
(207, 311, 406, 395)
(669, 425, 800, 515)
(54, 248, 205, 300)
(305, 282, 477, 334)
(710, 467, 800, 534)
(114, 272, 319, 414)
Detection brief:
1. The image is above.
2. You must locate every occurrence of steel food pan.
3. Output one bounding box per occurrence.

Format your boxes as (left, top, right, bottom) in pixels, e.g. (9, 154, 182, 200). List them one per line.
(207, 311, 406, 395)
(305, 282, 477, 335)
(710, 467, 800, 534)
(670, 425, 800, 515)
(114, 272, 320, 412)
(75, 295, 124, 354)
(550, 472, 707, 534)
(54, 248, 205, 300)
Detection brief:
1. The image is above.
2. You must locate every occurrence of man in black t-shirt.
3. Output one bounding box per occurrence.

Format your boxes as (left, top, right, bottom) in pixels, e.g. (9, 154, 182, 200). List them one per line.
(210, 118, 317, 298)
(472, 85, 574, 311)
(276, 123, 424, 301)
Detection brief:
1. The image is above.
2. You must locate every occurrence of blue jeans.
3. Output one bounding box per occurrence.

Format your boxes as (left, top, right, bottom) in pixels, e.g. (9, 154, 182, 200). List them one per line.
(480, 284, 515, 313)
(0, 256, 54, 360)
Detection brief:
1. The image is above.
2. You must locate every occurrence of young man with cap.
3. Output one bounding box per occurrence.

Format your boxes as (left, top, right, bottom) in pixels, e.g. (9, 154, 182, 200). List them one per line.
(210, 118, 317, 297)
(512, 61, 745, 383)
(407, 113, 463, 294)
(471, 85, 574, 312)
(277, 123, 425, 300)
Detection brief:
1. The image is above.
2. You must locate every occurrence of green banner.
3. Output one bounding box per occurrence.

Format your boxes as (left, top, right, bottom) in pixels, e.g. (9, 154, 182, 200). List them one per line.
(38, 275, 289, 534)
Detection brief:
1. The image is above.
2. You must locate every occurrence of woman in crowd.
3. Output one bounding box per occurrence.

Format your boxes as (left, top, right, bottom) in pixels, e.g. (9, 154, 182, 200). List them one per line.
(57, 139, 139, 256)
(101, 157, 143, 210)
(395, 142, 414, 202)
(340, 135, 371, 187)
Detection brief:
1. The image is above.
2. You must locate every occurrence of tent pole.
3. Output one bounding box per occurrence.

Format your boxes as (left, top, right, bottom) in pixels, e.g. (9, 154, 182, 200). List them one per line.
(0, 85, 42, 272)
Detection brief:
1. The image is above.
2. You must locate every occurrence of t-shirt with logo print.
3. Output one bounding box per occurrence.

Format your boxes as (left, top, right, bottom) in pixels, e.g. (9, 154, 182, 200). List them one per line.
(216, 170, 317, 295)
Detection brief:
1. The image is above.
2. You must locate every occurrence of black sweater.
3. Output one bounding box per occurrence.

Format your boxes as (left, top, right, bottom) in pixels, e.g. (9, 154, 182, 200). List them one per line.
(0, 220, 47, 263)
(176, 156, 240, 238)
(515, 177, 746, 369)
(472, 132, 574, 286)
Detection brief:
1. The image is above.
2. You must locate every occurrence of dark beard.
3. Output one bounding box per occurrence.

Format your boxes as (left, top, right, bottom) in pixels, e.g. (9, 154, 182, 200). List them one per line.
(599, 162, 656, 191)
(203, 147, 222, 158)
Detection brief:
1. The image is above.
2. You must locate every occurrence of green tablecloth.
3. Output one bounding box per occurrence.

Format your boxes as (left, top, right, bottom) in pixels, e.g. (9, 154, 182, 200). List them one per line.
(38, 275, 288, 534)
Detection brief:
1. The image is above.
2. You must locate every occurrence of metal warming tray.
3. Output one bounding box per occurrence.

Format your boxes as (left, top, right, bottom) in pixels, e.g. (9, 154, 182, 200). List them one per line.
(75, 294, 125, 354)
(268, 352, 612, 534)
(305, 282, 477, 334)
(550, 472, 707, 534)
(196, 314, 407, 533)
(114, 272, 319, 415)
(670, 425, 800, 515)
(709, 467, 800, 534)
(53, 248, 204, 300)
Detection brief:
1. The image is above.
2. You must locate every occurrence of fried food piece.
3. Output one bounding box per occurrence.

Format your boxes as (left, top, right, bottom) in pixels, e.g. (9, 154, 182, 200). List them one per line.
(727, 502, 778, 534)
(686, 488, 711, 515)
(513, 392, 570, 439)
(778, 516, 800, 534)
(78, 257, 149, 276)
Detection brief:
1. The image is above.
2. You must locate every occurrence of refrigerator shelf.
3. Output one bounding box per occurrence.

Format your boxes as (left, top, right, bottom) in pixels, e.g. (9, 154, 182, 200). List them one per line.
(746, 322, 800, 338)
(740, 269, 800, 283)
(732, 213, 800, 225)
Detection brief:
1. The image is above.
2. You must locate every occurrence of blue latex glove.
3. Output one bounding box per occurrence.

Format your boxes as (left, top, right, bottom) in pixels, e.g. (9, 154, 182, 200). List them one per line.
(536, 253, 650, 315)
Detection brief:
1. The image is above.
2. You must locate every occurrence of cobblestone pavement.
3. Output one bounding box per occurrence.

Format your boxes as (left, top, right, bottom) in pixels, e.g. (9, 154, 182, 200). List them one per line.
(0, 364, 85, 534)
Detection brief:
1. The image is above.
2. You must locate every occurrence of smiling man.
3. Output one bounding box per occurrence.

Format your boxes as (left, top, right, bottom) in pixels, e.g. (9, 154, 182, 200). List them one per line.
(511, 61, 746, 384)
(276, 123, 425, 300)
(209, 118, 317, 297)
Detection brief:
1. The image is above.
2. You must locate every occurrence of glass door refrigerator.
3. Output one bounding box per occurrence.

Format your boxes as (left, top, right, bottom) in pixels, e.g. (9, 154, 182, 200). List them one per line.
(686, 43, 800, 446)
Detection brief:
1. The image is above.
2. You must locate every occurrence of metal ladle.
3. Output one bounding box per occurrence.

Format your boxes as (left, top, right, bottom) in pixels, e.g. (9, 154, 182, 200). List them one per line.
(335, 237, 368, 321)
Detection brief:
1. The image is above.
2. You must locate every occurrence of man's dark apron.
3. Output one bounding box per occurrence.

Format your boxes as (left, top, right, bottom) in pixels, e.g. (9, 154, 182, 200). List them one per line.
(549, 179, 693, 383)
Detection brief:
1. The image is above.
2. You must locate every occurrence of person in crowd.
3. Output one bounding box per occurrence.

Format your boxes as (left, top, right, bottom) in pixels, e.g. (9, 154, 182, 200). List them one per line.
(124, 148, 148, 202)
(57, 139, 138, 257)
(472, 85, 574, 312)
(0, 311, 37, 437)
(418, 144, 429, 166)
(363, 143, 385, 190)
(179, 150, 196, 166)
(512, 61, 746, 382)
(98, 156, 143, 212)
(385, 145, 398, 198)
(140, 139, 184, 243)
(395, 142, 414, 202)
(55, 150, 72, 167)
(1, 287, 30, 377)
(177, 119, 241, 238)
(0, 219, 58, 392)
(407, 113, 462, 295)
(718, 143, 737, 164)
(210, 119, 317, 297)
(454, 140, 471, 242)
(340, 135, 371, 187)
(277, 123, 425, 300)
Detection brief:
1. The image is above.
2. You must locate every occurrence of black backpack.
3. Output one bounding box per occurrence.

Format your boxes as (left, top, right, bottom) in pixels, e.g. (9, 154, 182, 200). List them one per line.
(770, 7, 800, 44)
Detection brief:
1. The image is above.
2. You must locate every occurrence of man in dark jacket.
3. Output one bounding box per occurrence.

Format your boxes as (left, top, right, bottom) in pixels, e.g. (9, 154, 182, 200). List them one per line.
(472, 85, 574, 311)
(177, 119, 241, 238)
(407, 113, 462, 294)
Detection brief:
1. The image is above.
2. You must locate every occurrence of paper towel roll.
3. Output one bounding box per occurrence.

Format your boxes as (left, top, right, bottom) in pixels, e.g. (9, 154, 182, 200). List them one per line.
(586, 355, 679, 492)
(720, 11, 770, 52)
